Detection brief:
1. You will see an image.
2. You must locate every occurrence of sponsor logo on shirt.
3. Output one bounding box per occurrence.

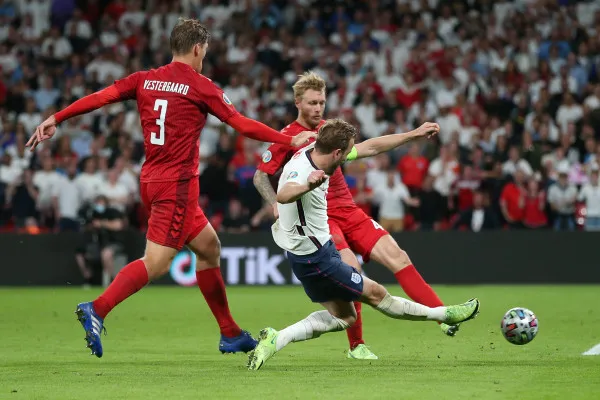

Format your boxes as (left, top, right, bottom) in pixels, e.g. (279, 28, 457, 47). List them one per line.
(262, 150, 272, 163)
(223, 93, 232, 105)
(287, 171, 298, 180)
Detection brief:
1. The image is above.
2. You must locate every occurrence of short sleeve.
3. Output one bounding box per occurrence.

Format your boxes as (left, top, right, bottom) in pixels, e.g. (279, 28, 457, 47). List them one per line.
(201, 79, 240, 122)
(257, 143, 294, 175)
(280, 160, 309, 186)
(114, 71, 143, 100)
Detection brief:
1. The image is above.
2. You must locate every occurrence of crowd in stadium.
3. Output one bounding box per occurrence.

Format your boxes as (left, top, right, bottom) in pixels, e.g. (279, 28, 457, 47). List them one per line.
(1, 0, 600, 235)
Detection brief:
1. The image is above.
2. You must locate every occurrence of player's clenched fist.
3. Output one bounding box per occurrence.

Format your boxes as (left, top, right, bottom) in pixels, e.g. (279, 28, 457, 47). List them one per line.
(291, 131, 318, 147)
(415, 122, 440, 139)
(308, 170, 328, 189)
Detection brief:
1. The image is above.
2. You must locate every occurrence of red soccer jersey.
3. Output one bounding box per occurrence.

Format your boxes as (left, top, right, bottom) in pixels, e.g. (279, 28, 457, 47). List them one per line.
(113, 62, 239, 182)
(257, 120, 355, 210)
(397, 154, 429, 190)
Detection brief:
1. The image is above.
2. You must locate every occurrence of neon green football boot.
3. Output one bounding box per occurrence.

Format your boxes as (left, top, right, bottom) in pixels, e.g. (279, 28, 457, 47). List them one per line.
(347, 344, 379, 360)
(444, 298, 480, 325)
(440, 323, 460, 337)
(247, 327, 279, 371)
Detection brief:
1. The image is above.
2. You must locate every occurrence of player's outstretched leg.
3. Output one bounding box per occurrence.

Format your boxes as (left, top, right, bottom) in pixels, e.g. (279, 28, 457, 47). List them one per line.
(338, 249, 377, 360)
(187, 224, 257, 354)
(248, 303, 355, 371)
(76, 240, 175, 357)
(360, 277, 480, 325)
(369, 235, 459, 336)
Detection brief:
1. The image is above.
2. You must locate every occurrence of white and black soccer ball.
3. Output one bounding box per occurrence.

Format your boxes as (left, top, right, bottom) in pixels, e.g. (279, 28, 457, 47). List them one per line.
(501, 307, 538, 345)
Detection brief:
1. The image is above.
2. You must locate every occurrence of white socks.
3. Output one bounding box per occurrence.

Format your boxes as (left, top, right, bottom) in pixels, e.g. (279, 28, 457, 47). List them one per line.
(376, 293, 446, 322)
(275, 310, 350, 351)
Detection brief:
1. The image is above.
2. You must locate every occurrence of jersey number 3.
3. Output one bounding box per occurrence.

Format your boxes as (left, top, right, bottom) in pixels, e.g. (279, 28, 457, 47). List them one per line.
(151, 99, 168, 146)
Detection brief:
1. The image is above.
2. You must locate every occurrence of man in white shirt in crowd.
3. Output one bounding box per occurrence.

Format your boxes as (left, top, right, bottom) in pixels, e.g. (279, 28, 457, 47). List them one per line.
(33, 156, 62, 224)
(75, 157, 104, 206)
(53, 163, 82, 232)
(548, 164, 578, 231)
(374, 169, 419, 233)
(98, 168, 130, 213)
(502, 145, 534, 177)
(578, 165, 600, 231)
(248, 119, 479, 371)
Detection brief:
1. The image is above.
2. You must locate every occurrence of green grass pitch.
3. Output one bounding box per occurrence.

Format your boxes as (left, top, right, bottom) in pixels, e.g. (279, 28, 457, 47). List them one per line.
(1, 285, 599, 399)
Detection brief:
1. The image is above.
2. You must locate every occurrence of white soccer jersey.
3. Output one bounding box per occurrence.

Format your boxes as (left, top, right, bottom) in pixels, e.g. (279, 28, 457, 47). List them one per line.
(272, 146, 331, 255)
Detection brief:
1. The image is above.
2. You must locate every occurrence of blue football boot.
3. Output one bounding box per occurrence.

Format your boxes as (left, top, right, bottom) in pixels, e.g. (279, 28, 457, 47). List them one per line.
(75, 302, 106, 358)
(219, 330, 258, 354)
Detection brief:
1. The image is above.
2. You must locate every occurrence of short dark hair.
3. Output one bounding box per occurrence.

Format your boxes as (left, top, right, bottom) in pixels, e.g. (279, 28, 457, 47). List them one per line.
(315, 119, 357, 154)
(170, 18, 211, 55)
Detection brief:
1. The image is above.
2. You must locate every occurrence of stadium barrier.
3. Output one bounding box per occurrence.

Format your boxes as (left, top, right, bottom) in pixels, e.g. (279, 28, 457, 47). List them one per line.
(1, 231, 599, 286)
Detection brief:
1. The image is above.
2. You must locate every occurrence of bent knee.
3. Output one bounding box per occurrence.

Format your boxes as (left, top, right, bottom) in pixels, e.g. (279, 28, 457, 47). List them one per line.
(361, 280, 388, 306)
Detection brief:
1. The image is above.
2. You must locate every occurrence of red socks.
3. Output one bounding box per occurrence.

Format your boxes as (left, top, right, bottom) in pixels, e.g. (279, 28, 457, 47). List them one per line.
(196, 268, 242, 338)
(346, 301, 364, 350)
(93, 259, 148, 319)
(395, 265, 444, 308)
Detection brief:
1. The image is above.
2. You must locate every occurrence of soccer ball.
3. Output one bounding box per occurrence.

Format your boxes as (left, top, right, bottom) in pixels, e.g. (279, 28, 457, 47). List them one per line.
(500, 307, 538, 345)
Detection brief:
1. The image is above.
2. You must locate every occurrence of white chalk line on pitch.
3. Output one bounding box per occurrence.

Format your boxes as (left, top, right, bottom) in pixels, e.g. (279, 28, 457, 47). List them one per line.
(582, 343, 600, 356)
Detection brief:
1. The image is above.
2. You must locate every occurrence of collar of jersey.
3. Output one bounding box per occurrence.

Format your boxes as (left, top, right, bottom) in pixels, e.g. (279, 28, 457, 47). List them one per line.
(305, 149, 319, 170)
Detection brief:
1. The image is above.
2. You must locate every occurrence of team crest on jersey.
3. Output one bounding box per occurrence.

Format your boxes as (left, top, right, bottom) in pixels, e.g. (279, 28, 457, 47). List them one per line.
(262, 150, 272, 163)
(222, 93, 232, 105)
(351, 273, 362, 284)
(287, 171, 298, 180)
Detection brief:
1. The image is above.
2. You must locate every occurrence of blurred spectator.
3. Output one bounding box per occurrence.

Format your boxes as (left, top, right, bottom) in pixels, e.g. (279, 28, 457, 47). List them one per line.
(500, 169, 527, 229)
(416, 175, 443, 231)
(449, 164, 480, 213)
(396, 143, 429, 192)
(5, 169, 38, 231)
(221, 198, 250, 234)
(578, 165, 600, 231)
(33, 155, 61, 226)
(548, 164, 577, 231)
(53, 162, 81, 232)
(374, 169, 418, 233)
(452, 191, 499, 232)
(522, 177, 548, 229)
(76, 195, 125, 287)
(502, 145, 534, 177)
(75, 157, 103, 205)
(350, 173, 373, 217)
(428, 145, 459, 216)
(99, 168, 130, 213)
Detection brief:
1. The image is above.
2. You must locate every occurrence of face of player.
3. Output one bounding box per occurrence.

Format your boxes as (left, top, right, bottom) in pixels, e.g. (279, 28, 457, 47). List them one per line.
(297, 89, 325, 129)
(192, 43, 208, 73)
(328, 138, 355, 173)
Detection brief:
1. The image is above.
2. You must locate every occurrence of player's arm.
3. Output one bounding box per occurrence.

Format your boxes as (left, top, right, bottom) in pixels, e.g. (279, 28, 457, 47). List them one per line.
(227, 115, 316, 147)
(277, 170, 328, 204)
(27, 72, 142, 151)
(254, 170, 278, 210)
(350, 122, 440, 160)
(202, 80, 316, 147)
(254, 143, 295, 218)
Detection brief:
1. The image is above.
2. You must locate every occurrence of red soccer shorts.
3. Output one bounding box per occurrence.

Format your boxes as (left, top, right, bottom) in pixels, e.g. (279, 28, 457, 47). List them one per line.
(327, 206, 389, 262)
(140, 178, 208, 250)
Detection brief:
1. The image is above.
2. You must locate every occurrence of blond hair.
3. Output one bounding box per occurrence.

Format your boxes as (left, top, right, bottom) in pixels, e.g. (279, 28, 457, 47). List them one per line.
(292, 71, 326, 99)
(315, 119, 357, 154)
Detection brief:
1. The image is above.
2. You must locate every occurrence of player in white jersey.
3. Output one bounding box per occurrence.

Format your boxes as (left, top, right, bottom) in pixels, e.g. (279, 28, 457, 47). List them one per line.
(248, 119, 480, 370)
